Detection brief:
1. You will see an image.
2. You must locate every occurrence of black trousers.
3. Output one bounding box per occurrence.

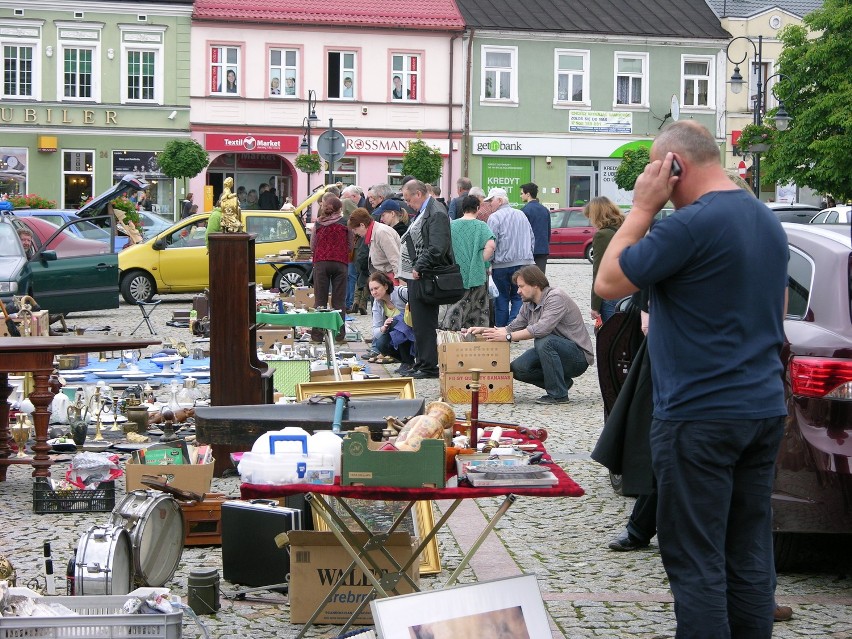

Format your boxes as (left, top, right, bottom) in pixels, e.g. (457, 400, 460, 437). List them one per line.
(407, 278, 439, 373)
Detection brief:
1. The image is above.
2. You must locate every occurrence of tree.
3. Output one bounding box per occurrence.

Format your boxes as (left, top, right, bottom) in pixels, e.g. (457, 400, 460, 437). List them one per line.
(614, 146, 650, 191)
(401, 134, 443, 185)
(156, 139, 209, 196)
(761, 0, 852, 201)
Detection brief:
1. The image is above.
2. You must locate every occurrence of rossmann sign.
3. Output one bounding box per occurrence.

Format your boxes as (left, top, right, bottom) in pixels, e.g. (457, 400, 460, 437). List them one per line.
(345, 136, 450, 156)
(206, 133, 299, 153)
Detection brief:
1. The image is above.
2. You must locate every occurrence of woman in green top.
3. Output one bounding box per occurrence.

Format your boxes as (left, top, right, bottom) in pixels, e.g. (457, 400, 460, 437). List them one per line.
(585, 196, 625, 325)
(438, 195, 496, 330)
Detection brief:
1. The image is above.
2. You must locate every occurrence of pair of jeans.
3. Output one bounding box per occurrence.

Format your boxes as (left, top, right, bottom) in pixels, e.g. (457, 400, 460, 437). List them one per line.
(346, 262, 357, 309)
(651, 416, 785, 639)
(492, 264, 524, 327)
(510, 333, 589, 399)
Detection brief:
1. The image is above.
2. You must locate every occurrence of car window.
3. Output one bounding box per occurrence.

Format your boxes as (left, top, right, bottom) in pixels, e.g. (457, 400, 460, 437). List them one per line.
(786, 248, 813, 319)
(564, 211, 591, 228)
(811, 211, 828, 223)
(74, 219, 112, 240)
(550, 212, 565, 228)
(164, 222, 201, 248)
(826, 211, 838, 223)
(246, 215, 297, 244)
(38, 214, 66, 227)
(0, 224, 25, 257)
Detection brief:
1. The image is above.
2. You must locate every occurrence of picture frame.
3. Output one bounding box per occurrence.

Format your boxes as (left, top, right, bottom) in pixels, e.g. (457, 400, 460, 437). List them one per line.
(370, 574, 551, 638)
(295, 377, 416, 401)
(312, 498, 442, 575)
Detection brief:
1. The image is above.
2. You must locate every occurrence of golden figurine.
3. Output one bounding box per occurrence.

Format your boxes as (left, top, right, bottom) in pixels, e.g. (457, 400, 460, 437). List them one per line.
(218, 177, 244, 233)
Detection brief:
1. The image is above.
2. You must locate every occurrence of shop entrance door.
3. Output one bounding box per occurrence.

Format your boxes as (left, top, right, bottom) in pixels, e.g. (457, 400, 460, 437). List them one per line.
(566, 163, 597, 208)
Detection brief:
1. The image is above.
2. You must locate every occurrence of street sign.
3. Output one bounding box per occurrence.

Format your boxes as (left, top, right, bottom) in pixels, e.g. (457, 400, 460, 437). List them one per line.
(738, 160, 747, 178)
(316, 129, 346, 164)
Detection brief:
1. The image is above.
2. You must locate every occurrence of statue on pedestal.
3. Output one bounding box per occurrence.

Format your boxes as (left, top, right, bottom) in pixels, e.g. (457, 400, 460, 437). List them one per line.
(219, 177, 244, 233)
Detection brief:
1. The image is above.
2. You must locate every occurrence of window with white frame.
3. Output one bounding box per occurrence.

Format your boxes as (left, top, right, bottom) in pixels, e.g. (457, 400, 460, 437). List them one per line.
(682, 56, 713, 108)
(387, 159, 404, 188)
(482, 46, 516, 102)
(210, 45, 239, 95)
(270, 48, 298, 97)
(325, 157, 357, 186)
(62, 150, 94, 209)
(125, 49, 156, 101)
(614, 52, 648, 107)
(390, 53, 419, 101)
(554, 49, 589, 106)
(63, 46, 94, 99)
(328, 51, 356, 99)
(2, 43, 34, 98)
(749, 60, 772, 114)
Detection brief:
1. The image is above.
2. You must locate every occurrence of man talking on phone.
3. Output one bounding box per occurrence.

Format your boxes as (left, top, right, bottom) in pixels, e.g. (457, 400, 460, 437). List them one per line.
(595, 121, 787, 638)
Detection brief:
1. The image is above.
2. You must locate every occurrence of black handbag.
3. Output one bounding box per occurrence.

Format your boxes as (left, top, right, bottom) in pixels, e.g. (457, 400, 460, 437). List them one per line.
(420, 263, 465, 305)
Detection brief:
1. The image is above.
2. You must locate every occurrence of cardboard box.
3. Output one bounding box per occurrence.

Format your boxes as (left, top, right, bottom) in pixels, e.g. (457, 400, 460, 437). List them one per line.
(341, 431, 445, 488)
(289, 531, 418, 625)
(440, 372, 514, 404)
(293, 287, 315, 309)
(310, 366, 352, 382)
(438, 340, 510, 373)
(0, 310, 49, 337)
(124, 459, 215, 496)
(256, 328, 295, 352)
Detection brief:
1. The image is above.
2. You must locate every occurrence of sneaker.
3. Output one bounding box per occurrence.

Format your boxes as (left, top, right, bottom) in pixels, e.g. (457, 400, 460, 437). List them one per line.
(396, 364, 413, 376)
(535, 395, 570, 405)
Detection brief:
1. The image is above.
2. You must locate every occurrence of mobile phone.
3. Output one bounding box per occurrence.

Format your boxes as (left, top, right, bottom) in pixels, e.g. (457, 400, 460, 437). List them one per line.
(671, 158, 682, 177)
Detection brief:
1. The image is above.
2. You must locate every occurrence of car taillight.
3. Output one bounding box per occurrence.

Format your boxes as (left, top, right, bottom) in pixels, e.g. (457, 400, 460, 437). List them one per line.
(790, 356, 852, 400)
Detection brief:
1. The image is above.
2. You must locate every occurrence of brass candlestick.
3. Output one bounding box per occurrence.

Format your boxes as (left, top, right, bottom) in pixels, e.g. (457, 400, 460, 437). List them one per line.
(110, 393, 122, 431)
(12, 414, 29, 458)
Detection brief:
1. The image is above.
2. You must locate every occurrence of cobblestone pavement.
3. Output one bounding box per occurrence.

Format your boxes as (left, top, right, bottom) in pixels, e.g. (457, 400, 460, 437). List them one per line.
(1, 259, 850, 638)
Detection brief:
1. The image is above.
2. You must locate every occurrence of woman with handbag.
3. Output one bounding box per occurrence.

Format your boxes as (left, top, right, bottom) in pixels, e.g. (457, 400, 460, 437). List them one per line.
(438, 195, 496, 330)
(369, 272, 415, 376)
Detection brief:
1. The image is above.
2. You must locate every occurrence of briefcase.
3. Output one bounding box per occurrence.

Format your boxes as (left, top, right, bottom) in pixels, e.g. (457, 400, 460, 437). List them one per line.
(221, 499, 303, 587)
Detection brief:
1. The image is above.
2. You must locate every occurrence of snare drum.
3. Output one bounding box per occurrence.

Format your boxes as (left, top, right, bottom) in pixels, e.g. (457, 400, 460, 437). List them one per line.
(109, 490, 185, 587)
(75, 525, 133, 595)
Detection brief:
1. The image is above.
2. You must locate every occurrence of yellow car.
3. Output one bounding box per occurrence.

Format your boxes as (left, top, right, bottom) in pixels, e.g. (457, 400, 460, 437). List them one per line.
(118, 210, 310, 303)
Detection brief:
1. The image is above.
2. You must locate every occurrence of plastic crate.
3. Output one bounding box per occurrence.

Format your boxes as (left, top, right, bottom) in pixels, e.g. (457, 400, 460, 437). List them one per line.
(32, 478, 116, 514)
(0, 595, 182, 638)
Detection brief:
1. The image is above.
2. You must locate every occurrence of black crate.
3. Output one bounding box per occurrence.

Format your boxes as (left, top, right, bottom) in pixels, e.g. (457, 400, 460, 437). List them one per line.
(33, 479, 116, 514)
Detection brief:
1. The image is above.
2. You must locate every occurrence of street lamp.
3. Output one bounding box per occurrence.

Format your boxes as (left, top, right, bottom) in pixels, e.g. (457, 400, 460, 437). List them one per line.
(725, 36, 795, 193)
(301, 89, 319, 220)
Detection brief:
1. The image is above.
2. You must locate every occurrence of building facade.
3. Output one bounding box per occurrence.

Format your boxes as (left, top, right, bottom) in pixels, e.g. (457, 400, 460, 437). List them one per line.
(0, 0, 193, 218)
(189, 0, 465, 211)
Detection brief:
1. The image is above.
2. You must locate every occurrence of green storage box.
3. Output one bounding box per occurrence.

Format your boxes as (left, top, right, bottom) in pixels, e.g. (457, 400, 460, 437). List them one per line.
(341, 431, 445, 488)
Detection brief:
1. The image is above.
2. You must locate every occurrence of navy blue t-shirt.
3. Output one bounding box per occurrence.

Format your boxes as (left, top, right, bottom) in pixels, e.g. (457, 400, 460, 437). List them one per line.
(522, 200, 551, 255)
(620, 189, 787, 421)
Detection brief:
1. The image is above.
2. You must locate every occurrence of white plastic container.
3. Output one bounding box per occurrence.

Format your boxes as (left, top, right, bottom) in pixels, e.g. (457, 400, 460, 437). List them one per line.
(250, 427, 311, 454)
(308, 431, 343, 477)
(239, 428, 336, 485)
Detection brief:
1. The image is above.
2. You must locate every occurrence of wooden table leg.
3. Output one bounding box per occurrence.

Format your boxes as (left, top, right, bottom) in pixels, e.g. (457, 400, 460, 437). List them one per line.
(28, 356, 55, 478)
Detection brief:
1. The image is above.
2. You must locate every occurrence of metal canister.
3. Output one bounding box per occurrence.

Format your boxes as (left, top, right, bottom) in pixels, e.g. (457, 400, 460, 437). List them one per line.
(187, 567, 221, 614)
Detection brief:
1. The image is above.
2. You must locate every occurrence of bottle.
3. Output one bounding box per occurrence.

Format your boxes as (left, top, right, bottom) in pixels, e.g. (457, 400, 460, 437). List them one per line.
(189, 308, 198, 334)
(66, 556, 75, 596)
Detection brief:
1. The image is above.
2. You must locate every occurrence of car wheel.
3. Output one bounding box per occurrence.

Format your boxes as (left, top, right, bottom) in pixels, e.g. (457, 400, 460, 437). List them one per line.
(120, 270, 156, 304)
(272, 266, 307, 296)
(585, 244, 594, 263)
(609, 471, 624, 496)
(773, 531, 799, 572)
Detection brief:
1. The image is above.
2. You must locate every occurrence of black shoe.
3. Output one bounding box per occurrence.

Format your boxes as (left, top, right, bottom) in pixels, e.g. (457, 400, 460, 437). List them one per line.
(607, 531, 649, 551)
(411, 369, 439, 379)
(535, 394, 570, 405)
(396, 364, 413, 376)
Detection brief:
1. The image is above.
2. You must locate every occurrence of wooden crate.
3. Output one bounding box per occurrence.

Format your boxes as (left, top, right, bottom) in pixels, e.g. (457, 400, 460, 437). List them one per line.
(180, 493, 227, 546)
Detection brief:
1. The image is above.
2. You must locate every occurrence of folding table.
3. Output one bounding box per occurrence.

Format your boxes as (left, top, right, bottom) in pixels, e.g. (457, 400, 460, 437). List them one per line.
(240, 439, 584, 637)
(256, 311, 344, 380)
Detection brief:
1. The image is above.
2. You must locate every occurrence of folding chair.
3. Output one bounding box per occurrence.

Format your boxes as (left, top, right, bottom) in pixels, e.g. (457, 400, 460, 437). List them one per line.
(131, 300, 162, 335)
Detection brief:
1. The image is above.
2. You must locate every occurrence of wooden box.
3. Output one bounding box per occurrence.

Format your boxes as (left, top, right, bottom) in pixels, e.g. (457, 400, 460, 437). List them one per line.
(180, 493, 227, 546)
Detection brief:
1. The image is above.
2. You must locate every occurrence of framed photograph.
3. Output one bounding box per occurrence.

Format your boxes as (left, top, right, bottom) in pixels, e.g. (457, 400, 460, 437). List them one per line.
(295, 378, 416, 401)
(312, 498, 442, 575)
(370, 574, 550, 638)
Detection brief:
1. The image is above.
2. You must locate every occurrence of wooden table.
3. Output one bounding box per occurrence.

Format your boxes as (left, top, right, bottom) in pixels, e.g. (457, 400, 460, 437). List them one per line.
(0, 336, 160, 480)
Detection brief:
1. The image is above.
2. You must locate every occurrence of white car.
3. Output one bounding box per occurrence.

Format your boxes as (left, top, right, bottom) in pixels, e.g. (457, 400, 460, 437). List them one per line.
(810, 205, 851, 224)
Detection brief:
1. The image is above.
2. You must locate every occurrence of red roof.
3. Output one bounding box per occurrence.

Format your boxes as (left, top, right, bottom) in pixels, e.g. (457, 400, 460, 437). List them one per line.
(193, 0, 466, 31)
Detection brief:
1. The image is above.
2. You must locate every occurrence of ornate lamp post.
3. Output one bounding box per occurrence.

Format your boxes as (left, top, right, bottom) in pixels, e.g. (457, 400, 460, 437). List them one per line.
(299, 90, 319, 220)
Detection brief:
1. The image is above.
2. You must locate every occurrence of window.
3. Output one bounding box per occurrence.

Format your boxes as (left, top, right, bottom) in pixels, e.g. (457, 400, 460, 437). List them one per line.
(614, 52, 648, 108)
(682, 56, 712, 108)
(786, 248, 813, 319)
(387, 159, 404, 188)
(750, 60, 771, 114)
(210, 45, 239, 95)
(325, 157, 357, 187)
(246, 215, 297, 244)
(63, 47, 93, 99)
(3, 44, 34, 98)
(62, 150, 94, 208)
(391, 54, 419, 101)
(327, 51, 356, 99)
(554, 49, 589, 106)
(270, 48, 298, 97)
(126, 50, 155, 101)
(481, 46, 516, 103)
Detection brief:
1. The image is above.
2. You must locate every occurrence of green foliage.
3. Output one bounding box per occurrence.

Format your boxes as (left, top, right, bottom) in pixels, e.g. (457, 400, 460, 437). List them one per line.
(294, 153, 322, 174)
(761, 0, 852, 201)
(614, 147, 650, 191)
(8, 193, 56, 209)
(156, 139, 209, 192)
(737, 123, 776, 150)
(401, 135, 443, 185)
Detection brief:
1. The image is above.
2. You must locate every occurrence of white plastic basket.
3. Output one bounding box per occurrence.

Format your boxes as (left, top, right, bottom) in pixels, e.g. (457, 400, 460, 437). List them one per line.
(0, 595, 182, 639)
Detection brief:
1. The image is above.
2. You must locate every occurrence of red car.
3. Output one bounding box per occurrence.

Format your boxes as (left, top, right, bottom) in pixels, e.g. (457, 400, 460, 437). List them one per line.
(549, 207, 596, 262)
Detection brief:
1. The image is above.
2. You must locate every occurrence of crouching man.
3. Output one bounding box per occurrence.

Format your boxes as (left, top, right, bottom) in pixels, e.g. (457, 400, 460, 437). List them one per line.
(466, 265, 593, 404)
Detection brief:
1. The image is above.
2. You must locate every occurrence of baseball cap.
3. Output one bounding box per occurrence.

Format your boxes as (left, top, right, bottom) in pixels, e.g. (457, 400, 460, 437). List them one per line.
(483, 187, 507, 201)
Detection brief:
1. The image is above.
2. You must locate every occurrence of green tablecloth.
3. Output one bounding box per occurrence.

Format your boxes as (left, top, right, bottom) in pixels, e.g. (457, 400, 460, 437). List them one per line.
(256, 311, 343, 331)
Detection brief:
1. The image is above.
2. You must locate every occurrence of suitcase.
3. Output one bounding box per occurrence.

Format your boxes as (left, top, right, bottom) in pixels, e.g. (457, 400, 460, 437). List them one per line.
(221, 499, 303, 588)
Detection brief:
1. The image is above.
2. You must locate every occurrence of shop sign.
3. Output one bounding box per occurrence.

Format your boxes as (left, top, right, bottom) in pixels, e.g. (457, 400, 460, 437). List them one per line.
(205, 133, 298, 154)
(0, 106, 118, 125)
(345, 136, 449, 156)
(568, 111, 632, 135)
(112, 151, 164, 176)
(472, 135, 652, 158)
(598, 159, 633, 207)
(481, 157, 531, 208)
